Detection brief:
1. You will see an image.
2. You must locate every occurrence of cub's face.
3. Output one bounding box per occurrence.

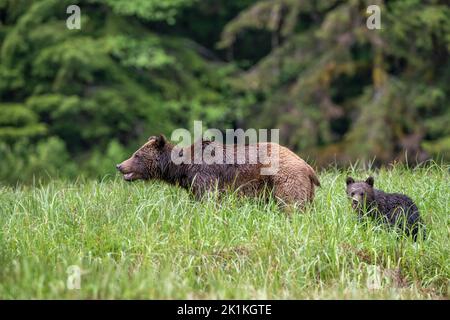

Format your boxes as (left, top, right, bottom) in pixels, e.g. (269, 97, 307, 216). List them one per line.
(346, 176, 375, 209)
(116, 135, 167, 181)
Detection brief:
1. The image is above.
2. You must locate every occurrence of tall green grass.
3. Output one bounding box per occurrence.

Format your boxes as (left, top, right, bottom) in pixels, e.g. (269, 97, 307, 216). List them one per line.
(0, 164, 448, 299)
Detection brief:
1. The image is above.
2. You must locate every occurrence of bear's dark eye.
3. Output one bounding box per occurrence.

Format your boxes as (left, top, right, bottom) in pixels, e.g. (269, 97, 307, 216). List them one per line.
(360, 192, 363, 196)
(134, 154, 140, 159)
(351, 192, 355, 197)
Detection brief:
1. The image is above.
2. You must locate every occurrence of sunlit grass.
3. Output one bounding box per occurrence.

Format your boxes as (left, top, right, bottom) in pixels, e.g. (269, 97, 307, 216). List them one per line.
(0, 164, 448, 299)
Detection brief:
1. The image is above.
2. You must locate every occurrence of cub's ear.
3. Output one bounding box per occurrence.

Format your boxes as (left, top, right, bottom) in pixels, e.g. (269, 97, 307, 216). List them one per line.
(365, 176, 374, 187)
(346, 177, 355, 186)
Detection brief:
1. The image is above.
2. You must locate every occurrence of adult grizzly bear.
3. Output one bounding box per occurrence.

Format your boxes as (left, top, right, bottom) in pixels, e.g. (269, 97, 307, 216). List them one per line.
(116, 135, 320, 209)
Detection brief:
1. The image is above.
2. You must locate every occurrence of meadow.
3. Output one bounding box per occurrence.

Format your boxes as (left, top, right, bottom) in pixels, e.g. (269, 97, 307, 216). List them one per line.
(0, 164, 448, 299)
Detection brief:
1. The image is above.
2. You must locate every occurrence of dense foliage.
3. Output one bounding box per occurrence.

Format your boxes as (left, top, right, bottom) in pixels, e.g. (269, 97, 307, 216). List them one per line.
(0, 0, 449, 183)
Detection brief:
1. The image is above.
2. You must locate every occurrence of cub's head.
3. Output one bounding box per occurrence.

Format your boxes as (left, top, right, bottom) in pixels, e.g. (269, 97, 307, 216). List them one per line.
(345, 176, 375, 209)
(116, 135, 169, 181)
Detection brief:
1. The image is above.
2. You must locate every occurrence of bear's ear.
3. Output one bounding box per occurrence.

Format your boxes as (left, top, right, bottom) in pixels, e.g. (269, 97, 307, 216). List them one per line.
(365, 176, 374, 187)
(148, 134, 167, 148)
(154, 134, 167, 149)
(346, 177, 355, 186)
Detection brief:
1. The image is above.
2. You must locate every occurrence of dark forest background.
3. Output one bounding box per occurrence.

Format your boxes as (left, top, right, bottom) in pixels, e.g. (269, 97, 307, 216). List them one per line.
(0, 0, 449, 183)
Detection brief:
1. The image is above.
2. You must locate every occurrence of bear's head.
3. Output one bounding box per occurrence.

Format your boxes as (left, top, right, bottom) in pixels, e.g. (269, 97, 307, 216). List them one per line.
(116, 135, 170, 181)
(345, 176, 375, 209)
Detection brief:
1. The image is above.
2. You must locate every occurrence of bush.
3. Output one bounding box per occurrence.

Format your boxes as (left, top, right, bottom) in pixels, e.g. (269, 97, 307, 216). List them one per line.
(0, 137, 76, 184)
(82, 140, 128, 179)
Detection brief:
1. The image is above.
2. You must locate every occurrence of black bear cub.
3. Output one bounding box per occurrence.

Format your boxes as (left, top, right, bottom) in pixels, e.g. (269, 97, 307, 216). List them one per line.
(346, 176, 425, 241)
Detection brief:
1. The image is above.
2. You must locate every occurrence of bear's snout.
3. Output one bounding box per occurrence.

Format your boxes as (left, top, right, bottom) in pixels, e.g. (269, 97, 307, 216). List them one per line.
(116, 159, 140, 181)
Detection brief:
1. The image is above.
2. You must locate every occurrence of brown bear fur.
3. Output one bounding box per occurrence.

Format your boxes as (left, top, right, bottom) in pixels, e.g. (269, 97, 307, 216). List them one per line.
(117, 135, 320, 209)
